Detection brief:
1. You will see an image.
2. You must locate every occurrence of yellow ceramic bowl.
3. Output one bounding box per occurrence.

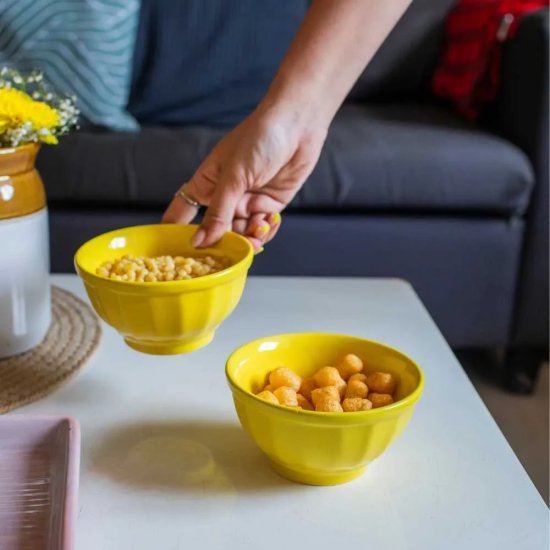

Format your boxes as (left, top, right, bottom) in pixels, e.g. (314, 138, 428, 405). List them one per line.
(75, 224, 253, 355)
(226, 333, 424, 486)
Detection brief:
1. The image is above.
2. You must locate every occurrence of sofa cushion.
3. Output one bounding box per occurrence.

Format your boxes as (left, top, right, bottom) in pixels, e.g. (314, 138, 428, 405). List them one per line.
(348, 0, 456, 102)
(37, 103, 534, 217)
(298, 103, 534, 215)
(0, 0, 140, 131)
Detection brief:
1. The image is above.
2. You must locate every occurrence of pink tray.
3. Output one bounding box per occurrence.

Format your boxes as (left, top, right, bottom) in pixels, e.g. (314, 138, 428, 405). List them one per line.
(0, 416, 80, 550)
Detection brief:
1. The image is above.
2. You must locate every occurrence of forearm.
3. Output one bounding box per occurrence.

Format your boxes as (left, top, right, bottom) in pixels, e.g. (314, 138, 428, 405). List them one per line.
(261, 0, 411, 127)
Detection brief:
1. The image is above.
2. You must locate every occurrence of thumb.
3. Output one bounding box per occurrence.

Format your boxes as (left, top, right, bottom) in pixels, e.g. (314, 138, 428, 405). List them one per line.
(193, 171, 243, 248)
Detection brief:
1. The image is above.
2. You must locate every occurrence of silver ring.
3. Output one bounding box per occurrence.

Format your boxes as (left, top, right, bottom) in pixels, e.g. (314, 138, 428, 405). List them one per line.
(176, 185, 202, 208)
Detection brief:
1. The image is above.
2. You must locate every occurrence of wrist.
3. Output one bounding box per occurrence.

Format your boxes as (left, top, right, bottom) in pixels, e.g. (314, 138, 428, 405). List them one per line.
(257, 78, 333, 137)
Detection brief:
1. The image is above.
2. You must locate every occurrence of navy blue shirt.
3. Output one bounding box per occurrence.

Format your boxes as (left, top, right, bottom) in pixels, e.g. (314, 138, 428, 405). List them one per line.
(128, 0, 308, 128)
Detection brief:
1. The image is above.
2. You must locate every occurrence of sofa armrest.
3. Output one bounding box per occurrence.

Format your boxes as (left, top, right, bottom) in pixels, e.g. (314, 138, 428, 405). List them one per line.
(488, 9, 548, 167)
(487, 8, 549, 347)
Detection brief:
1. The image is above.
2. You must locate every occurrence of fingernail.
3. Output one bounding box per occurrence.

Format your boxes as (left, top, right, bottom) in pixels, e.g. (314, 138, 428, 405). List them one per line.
(192, 228, 206, 248)
(272, 212, 281, 225)
(254, 224, 270, 238)
(256, 247, 264, 254)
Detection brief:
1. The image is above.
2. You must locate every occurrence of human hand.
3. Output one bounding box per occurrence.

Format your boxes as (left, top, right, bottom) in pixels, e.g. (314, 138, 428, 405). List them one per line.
(161, 105, 327, 251)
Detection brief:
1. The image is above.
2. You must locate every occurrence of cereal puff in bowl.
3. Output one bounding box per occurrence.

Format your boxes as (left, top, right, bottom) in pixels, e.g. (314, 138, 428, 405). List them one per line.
(226, 333, 424, 486)
(75, 224, 253, 355)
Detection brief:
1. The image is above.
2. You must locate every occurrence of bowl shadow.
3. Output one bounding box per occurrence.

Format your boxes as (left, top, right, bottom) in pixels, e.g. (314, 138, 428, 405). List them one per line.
(90, 420, 304, 495)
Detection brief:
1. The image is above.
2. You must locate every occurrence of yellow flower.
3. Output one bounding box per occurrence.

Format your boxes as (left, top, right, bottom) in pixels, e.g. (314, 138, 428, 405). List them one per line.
(39, 132, 58, 145)
(0, 87, 59, 144)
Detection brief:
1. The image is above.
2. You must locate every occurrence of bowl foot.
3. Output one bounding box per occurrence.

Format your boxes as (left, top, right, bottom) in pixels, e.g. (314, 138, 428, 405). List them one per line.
(124, 332, 215, 355)
(269, 460, 367, 486)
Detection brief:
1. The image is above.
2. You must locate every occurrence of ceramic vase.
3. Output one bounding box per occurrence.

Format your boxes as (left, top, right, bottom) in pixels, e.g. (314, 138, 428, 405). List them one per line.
(0, 144, 50, 357)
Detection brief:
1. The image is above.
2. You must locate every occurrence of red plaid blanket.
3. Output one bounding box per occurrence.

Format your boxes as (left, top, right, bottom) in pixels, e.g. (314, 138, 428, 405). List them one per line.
(432, 0, 548, 120)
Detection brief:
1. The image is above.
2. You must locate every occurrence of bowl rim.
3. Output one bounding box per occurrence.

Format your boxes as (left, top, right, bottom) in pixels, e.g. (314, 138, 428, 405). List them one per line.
(74, 223, 254, 290)
(225, 332, 425, 420)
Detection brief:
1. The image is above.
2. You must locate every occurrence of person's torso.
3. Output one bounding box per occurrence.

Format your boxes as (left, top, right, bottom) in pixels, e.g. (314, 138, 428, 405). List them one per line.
(128, 0, 309, 128)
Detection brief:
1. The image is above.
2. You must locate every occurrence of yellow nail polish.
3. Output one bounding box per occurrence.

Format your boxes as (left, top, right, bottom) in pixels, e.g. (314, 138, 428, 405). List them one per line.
(257, 247, 265, 254)
(272, 212, 281, 225)
(256, 224, 269, 238)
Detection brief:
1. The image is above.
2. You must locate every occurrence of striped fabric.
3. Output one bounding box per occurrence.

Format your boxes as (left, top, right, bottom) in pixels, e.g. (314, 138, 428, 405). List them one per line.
(0, 0, 140, 131)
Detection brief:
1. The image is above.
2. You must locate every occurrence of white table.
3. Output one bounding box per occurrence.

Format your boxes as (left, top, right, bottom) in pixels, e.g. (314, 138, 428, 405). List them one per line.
(20, 275, 548, 550)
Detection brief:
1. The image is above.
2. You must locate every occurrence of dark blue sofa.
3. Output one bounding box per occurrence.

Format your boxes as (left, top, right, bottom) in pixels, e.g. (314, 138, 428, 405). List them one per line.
(39, 1, 548, 392)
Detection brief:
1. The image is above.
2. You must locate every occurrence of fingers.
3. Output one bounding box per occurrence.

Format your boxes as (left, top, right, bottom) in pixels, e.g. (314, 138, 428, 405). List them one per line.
(162, 177, 206, 225)
(246, 213, 270, 253)
(232, 215, 266, 253)
(194, 172, 243, 248)
(265, 212, 282, 242)
(231, 212, 282, 253)
(162, 191, 198, 225)
(247, 213, 271, 241)
(246, 212, 281, 244)
(163, 166, 283, 252)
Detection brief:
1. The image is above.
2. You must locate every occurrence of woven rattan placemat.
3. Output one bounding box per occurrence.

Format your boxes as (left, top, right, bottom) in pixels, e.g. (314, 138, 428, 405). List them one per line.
(0, 286, 102, 413)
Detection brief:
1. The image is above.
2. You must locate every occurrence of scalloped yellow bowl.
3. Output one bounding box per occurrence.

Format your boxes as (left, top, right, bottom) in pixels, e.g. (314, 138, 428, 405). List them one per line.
(75, 224, 253, 355)
(226, 333, 425, 486)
